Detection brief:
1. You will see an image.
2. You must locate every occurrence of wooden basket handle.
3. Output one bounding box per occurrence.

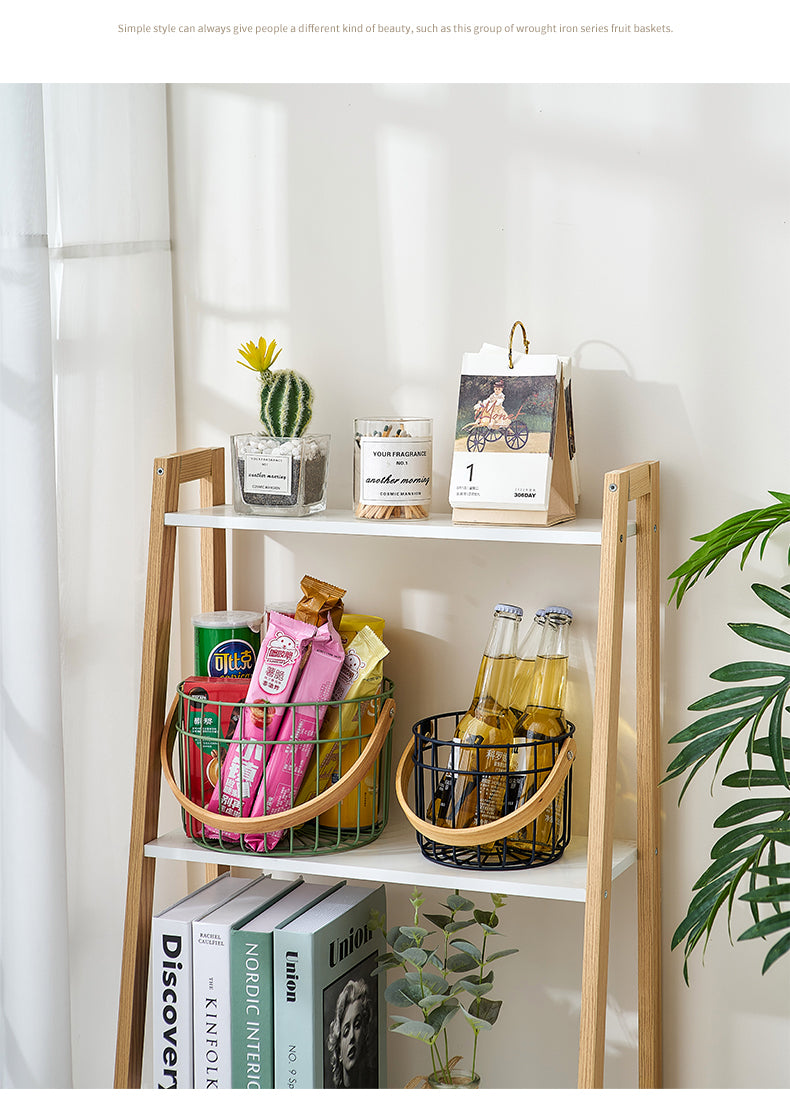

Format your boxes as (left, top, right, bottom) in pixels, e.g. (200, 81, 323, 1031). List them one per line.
(161, 696, 396, 834)
(394, 731, 575, 847)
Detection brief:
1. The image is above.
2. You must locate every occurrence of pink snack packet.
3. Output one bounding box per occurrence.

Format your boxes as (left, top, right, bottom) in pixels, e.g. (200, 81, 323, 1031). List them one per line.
(204, 612, 317, 840)
(244, 616, 345, 852)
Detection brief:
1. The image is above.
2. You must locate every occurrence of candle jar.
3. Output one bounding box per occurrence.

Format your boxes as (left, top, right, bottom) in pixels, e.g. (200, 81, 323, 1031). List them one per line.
(353, 418, 432, 520)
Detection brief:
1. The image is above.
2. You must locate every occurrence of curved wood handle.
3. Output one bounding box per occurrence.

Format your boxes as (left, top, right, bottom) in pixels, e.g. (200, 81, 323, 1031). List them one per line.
(161, 696, 396, 834)
(394, 732, 575, 847)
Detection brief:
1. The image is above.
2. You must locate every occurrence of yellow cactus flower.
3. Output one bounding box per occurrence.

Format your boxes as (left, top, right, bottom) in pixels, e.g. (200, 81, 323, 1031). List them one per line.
(237, 336, 283, 375)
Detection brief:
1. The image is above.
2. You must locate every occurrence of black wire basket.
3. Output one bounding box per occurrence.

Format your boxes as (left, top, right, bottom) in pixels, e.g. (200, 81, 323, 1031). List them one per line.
(396, 710, 575, 871)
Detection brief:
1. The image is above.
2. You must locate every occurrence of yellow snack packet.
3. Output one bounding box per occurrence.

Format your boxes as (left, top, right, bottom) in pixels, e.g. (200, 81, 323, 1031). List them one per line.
(294, 625, 389, 810)
(338, 613, 385, 649)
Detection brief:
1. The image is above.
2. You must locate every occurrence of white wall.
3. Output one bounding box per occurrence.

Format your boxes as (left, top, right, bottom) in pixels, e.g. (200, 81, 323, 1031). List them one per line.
(163, 84, 790, 1089)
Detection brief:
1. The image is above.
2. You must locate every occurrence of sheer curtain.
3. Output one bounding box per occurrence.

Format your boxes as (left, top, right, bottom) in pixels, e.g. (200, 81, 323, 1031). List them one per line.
(0, 84, 178, 1088)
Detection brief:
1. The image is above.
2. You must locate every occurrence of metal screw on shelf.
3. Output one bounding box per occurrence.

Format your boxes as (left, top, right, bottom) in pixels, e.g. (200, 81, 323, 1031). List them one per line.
(157, 467, 164, 476)
(609, 483, 617, 492)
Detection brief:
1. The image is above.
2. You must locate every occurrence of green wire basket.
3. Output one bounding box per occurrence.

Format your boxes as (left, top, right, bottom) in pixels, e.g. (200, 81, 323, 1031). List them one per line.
(161, 678, 396, 857)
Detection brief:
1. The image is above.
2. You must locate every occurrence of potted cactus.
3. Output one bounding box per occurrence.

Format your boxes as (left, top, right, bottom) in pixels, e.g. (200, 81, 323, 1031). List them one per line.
(231, 337, 330, 516)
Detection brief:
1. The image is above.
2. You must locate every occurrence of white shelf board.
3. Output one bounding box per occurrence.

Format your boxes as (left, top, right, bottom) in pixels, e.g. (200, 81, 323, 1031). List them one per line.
(145, 821, 636, 903)
(165, 505, 635, 545)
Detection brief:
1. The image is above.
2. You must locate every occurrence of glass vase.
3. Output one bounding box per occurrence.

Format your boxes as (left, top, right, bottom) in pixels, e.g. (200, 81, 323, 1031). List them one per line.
(426, 1065, 481, 1089)
(231, 433, 330, 517)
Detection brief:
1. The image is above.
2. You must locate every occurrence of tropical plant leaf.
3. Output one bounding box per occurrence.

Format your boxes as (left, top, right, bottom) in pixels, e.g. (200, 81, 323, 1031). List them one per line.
(736, 910, 790, 940)
(666, 572, 790, 977)
(759, 930, 790, 972)
(709, 660, 790, 682)
(729, 622, 790, 654)
(668, 493, 790, 607)
(713, 797, 790, 828)
(739, 883, 790, 905)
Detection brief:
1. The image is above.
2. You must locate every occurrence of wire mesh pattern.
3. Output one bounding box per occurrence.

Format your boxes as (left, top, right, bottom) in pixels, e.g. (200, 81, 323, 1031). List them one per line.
(171, 677, 395, 856)
(410, 710, 573, 870)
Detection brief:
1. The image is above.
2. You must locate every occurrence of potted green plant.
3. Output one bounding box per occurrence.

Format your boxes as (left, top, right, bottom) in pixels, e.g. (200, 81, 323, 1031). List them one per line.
(666, 490, 790, 978)
(372, 888, 517, 1088)
(231, 336, 330, 516)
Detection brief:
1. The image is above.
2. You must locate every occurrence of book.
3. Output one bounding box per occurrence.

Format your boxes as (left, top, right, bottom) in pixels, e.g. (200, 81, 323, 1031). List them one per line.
(229, 879, 343, 1089)
(191, 875, 296, 1089)
(150, 872, 255, 1089)
(272, 882, 387, 1089)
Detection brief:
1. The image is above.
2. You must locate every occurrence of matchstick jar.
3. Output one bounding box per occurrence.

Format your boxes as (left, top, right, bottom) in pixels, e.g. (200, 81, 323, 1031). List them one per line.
(354, 418, 432, 520)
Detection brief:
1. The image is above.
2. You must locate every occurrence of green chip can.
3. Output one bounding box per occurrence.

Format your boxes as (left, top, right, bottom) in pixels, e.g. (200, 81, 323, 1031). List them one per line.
(192, 610, 263, 678)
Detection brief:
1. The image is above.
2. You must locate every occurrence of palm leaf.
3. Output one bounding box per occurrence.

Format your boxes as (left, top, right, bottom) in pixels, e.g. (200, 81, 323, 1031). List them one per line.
(666, 579, 790, 977)
(668, 494, 790, 607)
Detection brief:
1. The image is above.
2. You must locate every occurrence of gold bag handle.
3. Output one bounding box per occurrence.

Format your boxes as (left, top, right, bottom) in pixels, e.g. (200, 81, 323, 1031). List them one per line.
(161, 695, 396, 834)
(508, 320, 530, 369)
(394, 732, 575, 847)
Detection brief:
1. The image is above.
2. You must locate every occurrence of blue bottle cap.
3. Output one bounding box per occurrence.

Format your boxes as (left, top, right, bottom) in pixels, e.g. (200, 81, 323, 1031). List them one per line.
(545, 605, 573, 619)
(495, 603, 523, 618)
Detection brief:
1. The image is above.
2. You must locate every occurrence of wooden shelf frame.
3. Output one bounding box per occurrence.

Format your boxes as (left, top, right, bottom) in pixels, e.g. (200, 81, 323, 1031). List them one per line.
(113, 450, 661, 1090)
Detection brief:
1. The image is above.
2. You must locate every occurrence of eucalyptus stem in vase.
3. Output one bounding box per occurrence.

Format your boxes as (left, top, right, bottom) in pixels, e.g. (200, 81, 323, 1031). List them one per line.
(372, 888, 518, 1088)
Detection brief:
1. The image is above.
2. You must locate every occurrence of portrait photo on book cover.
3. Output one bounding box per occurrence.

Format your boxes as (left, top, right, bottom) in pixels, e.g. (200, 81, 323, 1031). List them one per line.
(322, 952, 378, 1088)
(454, 373, 558, 456)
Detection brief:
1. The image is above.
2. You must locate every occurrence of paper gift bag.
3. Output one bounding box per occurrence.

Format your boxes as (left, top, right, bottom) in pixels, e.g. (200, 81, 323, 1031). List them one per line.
(449, 323, 579, 526)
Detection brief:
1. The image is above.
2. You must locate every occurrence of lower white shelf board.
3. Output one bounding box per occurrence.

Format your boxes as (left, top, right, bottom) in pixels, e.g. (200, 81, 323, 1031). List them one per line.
(145, 820, 636, 903)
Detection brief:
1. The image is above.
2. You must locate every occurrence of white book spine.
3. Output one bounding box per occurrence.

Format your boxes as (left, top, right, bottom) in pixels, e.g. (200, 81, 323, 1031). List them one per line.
(152, 916, 194, 1089)
(192, 923, 234, 1088)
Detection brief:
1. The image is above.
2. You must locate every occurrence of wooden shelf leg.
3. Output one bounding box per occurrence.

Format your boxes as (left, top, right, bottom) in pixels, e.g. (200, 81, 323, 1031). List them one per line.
(578, 461, 662, 1089)
(578, 467, 630, 1088)
(114, 448, 226, 1089)
(636, 463, 662, 1088)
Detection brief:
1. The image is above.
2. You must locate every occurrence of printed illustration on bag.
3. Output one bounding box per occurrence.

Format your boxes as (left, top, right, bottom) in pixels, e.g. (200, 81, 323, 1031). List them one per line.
(455, 374, 557, 457)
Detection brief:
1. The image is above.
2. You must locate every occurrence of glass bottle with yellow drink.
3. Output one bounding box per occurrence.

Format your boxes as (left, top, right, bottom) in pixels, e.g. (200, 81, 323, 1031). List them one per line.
(432, 603, 522, 830)
(505, 607, 572, 859)
(509, 608, 546, 720)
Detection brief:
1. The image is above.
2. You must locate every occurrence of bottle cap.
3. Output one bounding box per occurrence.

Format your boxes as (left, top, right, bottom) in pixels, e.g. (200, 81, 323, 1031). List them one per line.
(495, 603, 523, 618)
(545, 605, 573, 619)
(535, 608, 547, 618)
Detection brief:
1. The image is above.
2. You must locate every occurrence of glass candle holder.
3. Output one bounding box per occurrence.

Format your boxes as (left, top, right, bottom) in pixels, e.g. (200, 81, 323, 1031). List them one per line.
(353, 418, 432, 520)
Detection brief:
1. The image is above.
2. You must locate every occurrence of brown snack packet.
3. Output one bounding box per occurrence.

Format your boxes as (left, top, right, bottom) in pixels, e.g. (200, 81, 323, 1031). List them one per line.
(294, 574, 346, 631)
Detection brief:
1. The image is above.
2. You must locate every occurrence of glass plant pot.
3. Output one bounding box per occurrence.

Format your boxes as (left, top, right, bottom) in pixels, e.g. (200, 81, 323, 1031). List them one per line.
(426, 1066, 481, 1089)
(231, 433, 330, 517)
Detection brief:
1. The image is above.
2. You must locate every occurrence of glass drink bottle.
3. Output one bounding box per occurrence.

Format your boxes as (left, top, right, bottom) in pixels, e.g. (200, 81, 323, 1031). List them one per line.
(507, 607, 573, 858)
(432, 603, 522, 830)
(509, 609, 546, 719)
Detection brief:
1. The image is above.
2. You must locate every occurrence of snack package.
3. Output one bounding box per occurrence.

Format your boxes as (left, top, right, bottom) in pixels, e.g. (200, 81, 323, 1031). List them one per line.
(294, 575, 346, 632)
(179, 676, 251, 839)
(244, 616, 346, 852)
(295, 626, 389, 815)
(337, 613, 385, 649)
(203, 612, 317, 839)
